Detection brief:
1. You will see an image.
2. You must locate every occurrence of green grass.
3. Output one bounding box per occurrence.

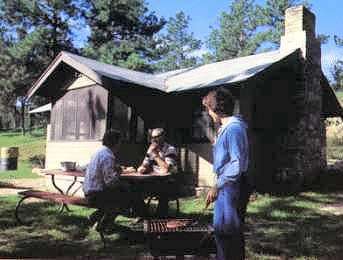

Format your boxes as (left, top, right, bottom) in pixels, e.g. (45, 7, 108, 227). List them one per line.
(245, 191, 343, 259)
(0, 191, 342, 258)
(0, 161, 40, 179)
(0, 195, 208, 258)
(0, 129, 45, 179)
(336, 90, 343, 105)
(0, 128, 46, 161)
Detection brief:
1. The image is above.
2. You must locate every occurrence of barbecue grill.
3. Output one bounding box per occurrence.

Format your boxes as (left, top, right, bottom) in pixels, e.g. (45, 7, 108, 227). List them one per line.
(142, 218, 216, 257)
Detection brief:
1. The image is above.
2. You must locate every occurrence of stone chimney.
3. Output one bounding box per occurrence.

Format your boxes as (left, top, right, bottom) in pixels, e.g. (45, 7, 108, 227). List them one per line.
(277, 5, 326, 188)
(280, 5, 321, 66)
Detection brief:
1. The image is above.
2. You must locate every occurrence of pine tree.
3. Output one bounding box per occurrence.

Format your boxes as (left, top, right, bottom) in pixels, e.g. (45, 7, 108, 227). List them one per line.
(331, 35, 343, 90)
(82, 0, 165, 72)
(0, 0, 80, 133)
(208, 0, 269, 61)
(154, 11, 202, 72)
(259, 0, 310, 47)
(207, 0, 311, 61)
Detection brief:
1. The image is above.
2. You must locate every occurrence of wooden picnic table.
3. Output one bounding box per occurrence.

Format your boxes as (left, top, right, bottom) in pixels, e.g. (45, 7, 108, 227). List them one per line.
(42, 169, 175, 216)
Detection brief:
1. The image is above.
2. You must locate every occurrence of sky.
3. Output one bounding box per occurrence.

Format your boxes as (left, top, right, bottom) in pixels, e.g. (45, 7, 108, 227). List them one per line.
(145, 0, 343, 79)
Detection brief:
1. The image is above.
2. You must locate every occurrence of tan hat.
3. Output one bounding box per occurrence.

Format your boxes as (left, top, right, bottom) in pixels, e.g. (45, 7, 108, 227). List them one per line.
(151, 128, 165, 138)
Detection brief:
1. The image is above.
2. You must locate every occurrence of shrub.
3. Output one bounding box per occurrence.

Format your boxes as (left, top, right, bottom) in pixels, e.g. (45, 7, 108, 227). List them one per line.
(326, 118, 343, 146)
(29, 154, 45, 168)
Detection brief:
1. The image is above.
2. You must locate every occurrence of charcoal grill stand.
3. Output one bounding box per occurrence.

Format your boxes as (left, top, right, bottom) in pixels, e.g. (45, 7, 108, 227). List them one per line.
(143, 219, 216, 259)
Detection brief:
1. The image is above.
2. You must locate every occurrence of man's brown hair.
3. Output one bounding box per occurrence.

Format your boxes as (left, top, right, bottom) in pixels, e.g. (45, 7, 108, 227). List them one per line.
(102, 129, 121, 148)
(202, 87, 235, 117)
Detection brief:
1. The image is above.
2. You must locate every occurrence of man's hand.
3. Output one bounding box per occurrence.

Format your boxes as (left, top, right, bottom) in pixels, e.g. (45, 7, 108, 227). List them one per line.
(147, 143, 159, 155)
(205, 186, 218, 209)
(137, 166, 147, 174)
(122, 166, 136, 174)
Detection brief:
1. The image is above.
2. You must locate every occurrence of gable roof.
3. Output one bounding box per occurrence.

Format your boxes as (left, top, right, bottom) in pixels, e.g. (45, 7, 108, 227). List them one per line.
(27, 49, 299, 99)
(27, 49, 343, 119)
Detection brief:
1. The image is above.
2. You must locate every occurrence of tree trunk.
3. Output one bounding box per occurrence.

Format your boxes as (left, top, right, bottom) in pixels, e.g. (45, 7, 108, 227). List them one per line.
(20, 99, 26, 135)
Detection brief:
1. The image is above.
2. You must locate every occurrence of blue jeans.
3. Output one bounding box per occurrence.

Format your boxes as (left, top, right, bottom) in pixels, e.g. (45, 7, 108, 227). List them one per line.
(213, 183, 243, 259)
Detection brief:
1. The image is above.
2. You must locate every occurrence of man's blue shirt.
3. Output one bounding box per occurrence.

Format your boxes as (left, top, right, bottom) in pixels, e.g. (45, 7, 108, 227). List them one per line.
(213, 115, 249, 189)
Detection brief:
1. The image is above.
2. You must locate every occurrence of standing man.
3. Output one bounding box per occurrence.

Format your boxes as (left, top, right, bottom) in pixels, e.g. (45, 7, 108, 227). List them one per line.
(137, 128, 178, 216)
(83, 129, 146, 230)
(202, 87, 250, 260)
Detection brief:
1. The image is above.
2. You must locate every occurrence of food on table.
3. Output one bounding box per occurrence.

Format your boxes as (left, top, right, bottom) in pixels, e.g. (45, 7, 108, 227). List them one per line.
(166, 219, 189, 229)
(122, 166, 136, 174)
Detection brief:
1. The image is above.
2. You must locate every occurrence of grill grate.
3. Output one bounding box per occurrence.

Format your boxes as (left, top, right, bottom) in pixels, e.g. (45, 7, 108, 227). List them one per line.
(144, 219, 214, 233)
(141, 218, 216, 257)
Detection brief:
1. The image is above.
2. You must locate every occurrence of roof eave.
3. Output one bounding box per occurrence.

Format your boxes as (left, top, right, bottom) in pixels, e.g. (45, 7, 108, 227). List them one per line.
(26, 51, 103, 100)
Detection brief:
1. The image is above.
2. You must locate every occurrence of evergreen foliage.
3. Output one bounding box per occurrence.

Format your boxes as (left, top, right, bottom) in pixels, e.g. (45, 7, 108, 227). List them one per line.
(207, 0, 310, 61)
(331, 35, 343, 90)
(154, 11, 202, 72)
(81, 0, 165, 72)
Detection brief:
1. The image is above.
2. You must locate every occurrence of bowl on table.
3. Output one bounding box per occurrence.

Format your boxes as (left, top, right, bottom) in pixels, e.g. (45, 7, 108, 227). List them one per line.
(60, 161, 76, 171)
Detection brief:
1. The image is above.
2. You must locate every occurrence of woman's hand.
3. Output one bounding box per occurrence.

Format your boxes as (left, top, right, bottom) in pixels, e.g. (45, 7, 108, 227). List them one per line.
(205, 186, 218, 209)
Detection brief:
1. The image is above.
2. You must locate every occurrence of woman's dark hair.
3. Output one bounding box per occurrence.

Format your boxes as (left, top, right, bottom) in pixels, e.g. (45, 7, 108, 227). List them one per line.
(202, 87, 235, 117)
(102, 129, 121, 148)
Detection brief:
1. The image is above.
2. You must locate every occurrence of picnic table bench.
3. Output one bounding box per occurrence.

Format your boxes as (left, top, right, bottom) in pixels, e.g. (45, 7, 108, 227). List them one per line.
(15, 189, 91, 224)
(15, 169, 180, 246)
(15, 189, 110, 244)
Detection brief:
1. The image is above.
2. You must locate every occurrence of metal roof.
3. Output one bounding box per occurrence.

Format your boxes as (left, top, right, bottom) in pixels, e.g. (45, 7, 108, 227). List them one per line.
(27, 49, 299, 99)
(164, 49, 297, 92)
(64, 52, 166, 91)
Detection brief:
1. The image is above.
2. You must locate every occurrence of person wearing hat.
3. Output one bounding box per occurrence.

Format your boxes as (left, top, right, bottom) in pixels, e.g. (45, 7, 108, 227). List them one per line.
(137, 128, 178, 216)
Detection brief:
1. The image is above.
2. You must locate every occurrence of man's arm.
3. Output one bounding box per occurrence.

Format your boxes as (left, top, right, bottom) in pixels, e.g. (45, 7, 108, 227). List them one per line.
(216, 125, 244, 189)
(102, 156, 120, 186)
(151, 153, 169, 173)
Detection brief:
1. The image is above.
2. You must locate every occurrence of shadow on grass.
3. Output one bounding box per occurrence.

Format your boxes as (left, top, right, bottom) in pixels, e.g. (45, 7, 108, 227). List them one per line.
(0, 196, 149, 258)
(1, 189, 343, 258)
(245, 192, 343, 258)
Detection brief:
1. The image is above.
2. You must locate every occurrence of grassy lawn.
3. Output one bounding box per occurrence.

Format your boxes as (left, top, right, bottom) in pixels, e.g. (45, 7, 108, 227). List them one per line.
(0, 191, 342, 258)
(336, 90, 343, 105)
(0, 129, 45, 179)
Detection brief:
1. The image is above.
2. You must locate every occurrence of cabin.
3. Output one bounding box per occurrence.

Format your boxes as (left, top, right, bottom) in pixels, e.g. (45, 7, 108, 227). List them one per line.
(27, 6, 343, 194)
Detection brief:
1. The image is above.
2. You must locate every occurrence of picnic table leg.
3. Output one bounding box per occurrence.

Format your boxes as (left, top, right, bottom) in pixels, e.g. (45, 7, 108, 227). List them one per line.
(51, 175, 71, 213)
(15, 195, 30, 225)
(66, 176, 77, 195)
(15, 195, 65, 225)
(70, 181, 83, 196)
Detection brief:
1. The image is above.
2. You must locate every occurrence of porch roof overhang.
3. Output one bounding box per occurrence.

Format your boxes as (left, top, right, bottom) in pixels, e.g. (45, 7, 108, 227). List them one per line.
(28, 103, 52, 114)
